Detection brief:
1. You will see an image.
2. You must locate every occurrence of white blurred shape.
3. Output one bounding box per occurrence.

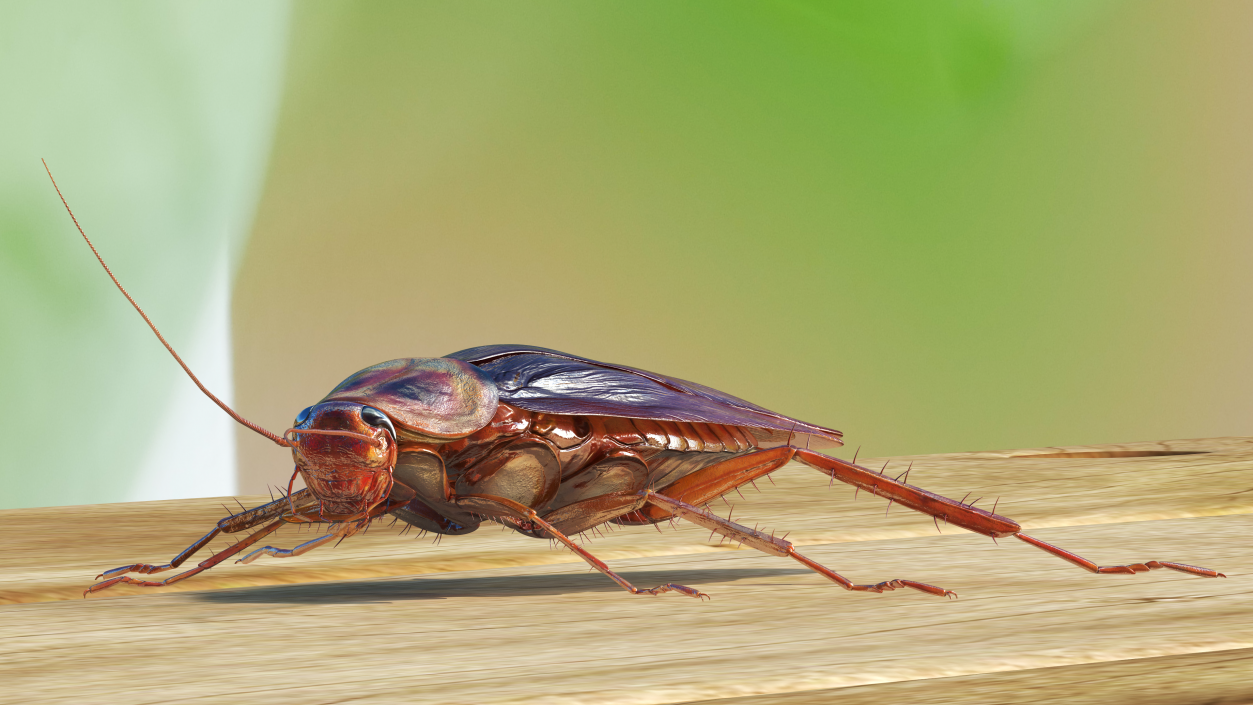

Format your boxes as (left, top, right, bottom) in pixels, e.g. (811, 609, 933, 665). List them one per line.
(130, 246, 237, 501)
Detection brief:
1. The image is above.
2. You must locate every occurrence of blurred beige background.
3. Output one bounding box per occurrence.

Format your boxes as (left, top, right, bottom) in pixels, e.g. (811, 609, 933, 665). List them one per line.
(5, 2, 1252, 507)
(232, 1, 1253, 494)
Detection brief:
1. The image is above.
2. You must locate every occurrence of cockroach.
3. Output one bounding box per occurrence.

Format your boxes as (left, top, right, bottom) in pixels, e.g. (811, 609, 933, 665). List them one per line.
(44, 162, 1225, 600)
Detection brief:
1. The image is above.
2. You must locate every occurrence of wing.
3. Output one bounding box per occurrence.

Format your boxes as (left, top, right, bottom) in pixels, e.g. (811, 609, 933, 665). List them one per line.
(445, 344, 843, 447)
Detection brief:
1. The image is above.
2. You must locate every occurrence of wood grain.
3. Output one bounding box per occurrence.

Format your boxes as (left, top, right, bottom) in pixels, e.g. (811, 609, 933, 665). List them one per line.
(1, 437, 1249, 704)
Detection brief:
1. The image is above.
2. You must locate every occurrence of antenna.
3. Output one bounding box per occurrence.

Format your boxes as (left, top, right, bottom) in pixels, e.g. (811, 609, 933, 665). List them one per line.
(43, 159, 290, 448)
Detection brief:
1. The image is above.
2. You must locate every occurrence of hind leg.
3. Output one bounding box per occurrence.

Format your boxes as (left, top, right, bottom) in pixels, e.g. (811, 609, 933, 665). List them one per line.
(622, 445, 1223, 583)
(791, 449, 1225, 579)
(623, 447, 796, 524)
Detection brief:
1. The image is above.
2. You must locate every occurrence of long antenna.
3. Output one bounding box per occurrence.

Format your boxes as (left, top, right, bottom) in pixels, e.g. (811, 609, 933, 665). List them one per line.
(43, 159, 290, 448)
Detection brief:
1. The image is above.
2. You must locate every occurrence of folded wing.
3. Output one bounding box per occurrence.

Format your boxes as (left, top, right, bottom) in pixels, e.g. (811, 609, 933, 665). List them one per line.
(447, 344, 843, 449)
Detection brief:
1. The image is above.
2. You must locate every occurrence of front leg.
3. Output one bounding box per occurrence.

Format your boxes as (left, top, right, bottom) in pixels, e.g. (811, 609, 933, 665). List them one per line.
(95, 489, 318, 581)
(85, 497, 406, 595)
(86, 518, 287, 595)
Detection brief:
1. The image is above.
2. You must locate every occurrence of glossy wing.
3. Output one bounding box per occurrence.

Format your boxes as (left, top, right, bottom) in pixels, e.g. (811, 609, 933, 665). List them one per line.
(446, 344, 842, 446)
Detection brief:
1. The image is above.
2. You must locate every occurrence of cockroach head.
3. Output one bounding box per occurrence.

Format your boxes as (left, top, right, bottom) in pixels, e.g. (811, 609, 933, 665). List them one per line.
(287, 402, 396, 469)
(286, 358, 498, 521)
(287, 401, 399, 520)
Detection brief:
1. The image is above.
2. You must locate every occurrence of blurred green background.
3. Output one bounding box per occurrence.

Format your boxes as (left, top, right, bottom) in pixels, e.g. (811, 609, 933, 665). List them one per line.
(3, 1, 1251, 508)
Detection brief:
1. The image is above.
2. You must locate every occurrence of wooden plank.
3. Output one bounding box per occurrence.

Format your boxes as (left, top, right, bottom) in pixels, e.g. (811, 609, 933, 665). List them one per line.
(676, 648, 1253, 705)
(0, 437, 1248, 704)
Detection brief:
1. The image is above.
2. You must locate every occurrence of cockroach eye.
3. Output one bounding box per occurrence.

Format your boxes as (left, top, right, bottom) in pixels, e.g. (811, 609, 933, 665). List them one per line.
(294, 406, 313, 426)
(360, 406, 396, 439)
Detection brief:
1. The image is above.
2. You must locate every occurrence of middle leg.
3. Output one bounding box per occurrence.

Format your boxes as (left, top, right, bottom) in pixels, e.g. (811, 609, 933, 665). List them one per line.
(236, 532, 338, 565)
(234, 497, 415, 566)
(456, 493, 709, 599)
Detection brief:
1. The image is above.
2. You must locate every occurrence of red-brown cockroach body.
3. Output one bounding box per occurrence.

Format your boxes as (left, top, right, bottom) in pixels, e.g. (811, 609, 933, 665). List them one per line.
(44, 162, 1225, 601)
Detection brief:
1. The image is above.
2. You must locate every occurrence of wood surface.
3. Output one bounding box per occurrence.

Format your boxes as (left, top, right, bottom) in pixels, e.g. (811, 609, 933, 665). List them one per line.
(1, 436, 1249, 704)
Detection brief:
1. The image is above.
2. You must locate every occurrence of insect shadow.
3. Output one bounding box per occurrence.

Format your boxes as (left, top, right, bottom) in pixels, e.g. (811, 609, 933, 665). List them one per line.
(196, 566, 810, 604)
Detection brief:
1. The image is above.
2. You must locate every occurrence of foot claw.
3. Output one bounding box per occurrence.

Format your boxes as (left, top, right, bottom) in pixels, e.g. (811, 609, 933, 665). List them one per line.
(634, 583, 710, 599)
(1156, 561, 1225, 578)
(1095, 561, 1225, 578)
(85, 574, 173, 595)
(897, 579, 958, 599)
(850, 579, 954, 598)
(96, 563, 172, 580)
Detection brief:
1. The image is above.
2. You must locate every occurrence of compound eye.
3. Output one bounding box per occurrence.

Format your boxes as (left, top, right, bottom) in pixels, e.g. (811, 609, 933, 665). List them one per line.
(360, 406, 397, 439)
(294, 406, 314, 426)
